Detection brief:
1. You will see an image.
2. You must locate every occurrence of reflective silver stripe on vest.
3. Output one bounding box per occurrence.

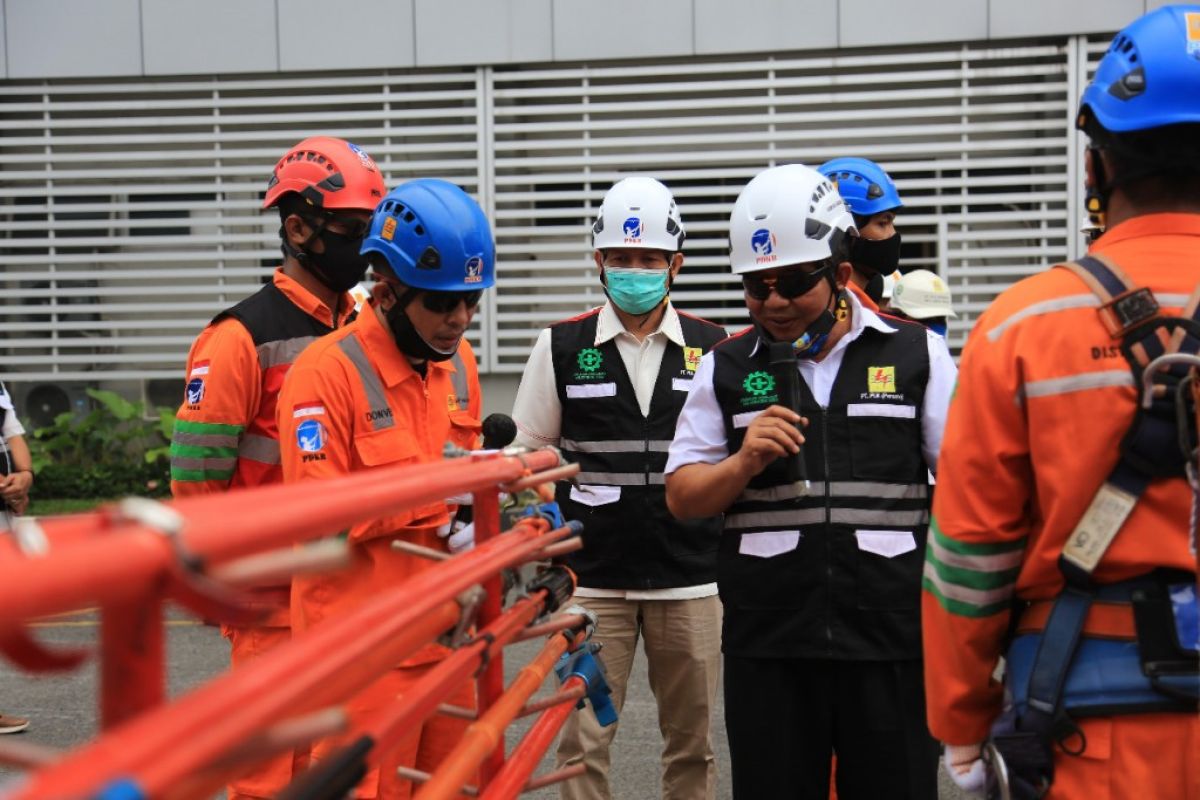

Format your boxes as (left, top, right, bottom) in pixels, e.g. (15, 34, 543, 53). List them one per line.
(575, 471, 665, 486)
(726, 506, 929, 529)
(238, 433, 281, 465)
(986, 292, 1192, 343)
(449, 349, 471, 410)
(1017, 369, 1133, 404)
(257, 336, 319, 370)
(337, 334, 395, 431)
(737, 481, 928, 504)
(560, 439, 673, 454)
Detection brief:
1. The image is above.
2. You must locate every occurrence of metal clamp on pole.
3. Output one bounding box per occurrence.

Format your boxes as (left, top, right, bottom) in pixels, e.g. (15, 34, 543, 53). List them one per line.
(553, 641, 617, 727)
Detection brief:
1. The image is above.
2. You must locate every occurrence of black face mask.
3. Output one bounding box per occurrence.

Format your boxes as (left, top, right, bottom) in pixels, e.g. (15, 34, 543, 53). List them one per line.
(282, 217, 371, 293)
(850, 233, 902, 285)
(383, 286, 459, 363)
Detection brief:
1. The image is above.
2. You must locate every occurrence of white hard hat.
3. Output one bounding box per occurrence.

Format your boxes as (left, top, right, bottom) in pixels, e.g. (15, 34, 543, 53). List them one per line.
(592, 177, 684, 252)
(729, 164, 858, 275)
(880, 269, 902, 300)
(891, 269, 957, 319)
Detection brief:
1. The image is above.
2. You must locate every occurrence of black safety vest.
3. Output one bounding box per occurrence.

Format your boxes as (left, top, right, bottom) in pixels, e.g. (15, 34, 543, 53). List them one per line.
(711, 319, 931, 659)
(550, 308, 726, 589)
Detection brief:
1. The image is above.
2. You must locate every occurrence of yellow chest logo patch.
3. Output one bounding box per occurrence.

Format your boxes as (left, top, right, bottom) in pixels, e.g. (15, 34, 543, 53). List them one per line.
(868, 366, 896, 393)
(683, 347, 703, 372)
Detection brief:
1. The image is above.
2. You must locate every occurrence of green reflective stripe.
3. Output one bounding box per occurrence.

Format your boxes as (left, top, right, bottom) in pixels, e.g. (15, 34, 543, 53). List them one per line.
(171, 465, 236, 482)
(929, 517, 1025, 556)
(169, 443, 238, 460)
(171, 431, 239, 449)
(172, 418, 244, 437)
(928, 530, 1024, 573)
(925, 549, 1019, 590)
(922, 573, 1012, 618)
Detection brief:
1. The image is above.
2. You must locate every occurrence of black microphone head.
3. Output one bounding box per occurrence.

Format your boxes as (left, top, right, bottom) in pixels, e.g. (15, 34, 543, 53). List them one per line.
(481, 413, 518, 449)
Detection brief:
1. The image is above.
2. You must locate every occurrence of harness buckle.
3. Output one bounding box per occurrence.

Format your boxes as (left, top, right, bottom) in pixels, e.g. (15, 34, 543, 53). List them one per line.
(1098, 287, 1159, 338)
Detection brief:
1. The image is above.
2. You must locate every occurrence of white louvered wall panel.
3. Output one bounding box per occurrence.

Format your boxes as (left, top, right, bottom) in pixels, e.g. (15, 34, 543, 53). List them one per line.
(490, 40, 1083, 365)
(1, 36, 1096, 389)
(0, 69, 485, 383)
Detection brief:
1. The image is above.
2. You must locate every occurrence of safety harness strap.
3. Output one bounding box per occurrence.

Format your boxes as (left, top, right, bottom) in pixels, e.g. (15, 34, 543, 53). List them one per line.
(1017, 257, 1200, 744)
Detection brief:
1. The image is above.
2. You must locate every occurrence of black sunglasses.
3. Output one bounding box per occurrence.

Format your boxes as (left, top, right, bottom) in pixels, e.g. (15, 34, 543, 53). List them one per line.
(742, 265, 831, 301)
(420, 288, 483, 314)
(306, 213, 371, 240)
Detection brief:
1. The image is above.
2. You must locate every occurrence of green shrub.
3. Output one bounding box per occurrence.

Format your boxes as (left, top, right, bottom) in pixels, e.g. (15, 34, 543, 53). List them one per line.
(28, 388, 175, 500)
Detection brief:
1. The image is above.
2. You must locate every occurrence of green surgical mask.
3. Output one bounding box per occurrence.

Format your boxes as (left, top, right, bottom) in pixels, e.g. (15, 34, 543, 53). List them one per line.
(604, 267, 669, 315)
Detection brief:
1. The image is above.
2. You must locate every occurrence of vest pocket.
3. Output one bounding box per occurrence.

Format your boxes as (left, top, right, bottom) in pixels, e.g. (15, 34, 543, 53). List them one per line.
(448, 409, 482, 450)
(854, 527, 923, 610)
(846, 413, 921, 480)
(718, 531, 811, 609)
(352, 429, 446, 535)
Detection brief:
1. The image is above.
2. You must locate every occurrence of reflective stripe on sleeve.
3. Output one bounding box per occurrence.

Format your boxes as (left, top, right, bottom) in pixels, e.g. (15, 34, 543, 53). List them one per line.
(238, 433, 281, 465)
(922, 517, 1024, 618)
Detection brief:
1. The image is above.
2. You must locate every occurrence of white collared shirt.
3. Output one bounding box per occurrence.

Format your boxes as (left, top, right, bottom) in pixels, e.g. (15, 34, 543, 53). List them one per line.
(0, 382, 24, 441)
(665, 291, 957, 475)
(512, 301, 717, 600)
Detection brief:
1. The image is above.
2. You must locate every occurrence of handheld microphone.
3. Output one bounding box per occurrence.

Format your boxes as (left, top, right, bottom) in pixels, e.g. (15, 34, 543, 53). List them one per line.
(767, 341, 810, 498)
(455, 413, 519, 527)
(481, 413, 518, 451)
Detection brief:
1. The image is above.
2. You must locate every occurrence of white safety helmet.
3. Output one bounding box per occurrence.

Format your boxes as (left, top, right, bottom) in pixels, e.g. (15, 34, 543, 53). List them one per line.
(879, 269, 902, 301)
(729, 164, 858, 275)
(592, 177, 685, 253)
(890, 269, 958, 319)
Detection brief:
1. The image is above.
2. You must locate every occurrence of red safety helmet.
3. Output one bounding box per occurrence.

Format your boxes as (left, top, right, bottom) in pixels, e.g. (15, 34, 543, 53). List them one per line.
(262, 136, 386, 212)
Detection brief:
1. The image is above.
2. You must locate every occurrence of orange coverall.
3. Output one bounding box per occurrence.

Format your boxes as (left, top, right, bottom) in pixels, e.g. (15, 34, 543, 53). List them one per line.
(170, 268, 353, 798)
(278, 302, 482, 800)
(922, 213, 1200, 799)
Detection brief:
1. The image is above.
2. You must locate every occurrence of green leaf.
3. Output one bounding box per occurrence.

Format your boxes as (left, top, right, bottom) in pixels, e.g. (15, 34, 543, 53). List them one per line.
(86, 388, 138, 421)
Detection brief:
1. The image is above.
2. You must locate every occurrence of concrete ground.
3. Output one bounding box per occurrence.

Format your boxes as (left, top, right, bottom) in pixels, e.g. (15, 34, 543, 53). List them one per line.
(0, 608, 967, 799)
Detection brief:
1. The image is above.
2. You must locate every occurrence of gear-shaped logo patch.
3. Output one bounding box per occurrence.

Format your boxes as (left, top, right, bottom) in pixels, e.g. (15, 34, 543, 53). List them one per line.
(577, 348, 603, 373)
(742, 371, 775, 396)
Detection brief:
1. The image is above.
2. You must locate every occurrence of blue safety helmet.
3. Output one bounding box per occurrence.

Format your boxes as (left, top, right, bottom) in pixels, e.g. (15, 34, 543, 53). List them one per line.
(1078, 5, 1200, 134)
(818, 157, 903, 217)
(360, 178, 496, 291)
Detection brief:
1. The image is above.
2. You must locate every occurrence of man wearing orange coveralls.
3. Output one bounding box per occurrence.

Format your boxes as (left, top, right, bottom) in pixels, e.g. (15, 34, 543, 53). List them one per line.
(923, 6, 1200, 799)
(169, 136, 384, 799)
(278, 178, 492, 799)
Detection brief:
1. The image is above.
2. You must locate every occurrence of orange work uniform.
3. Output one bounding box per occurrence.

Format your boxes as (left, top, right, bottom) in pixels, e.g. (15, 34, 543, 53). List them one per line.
(922, 213, 1200, 799)
(170, 267, 353, 799)
(278, 301, 482, 800)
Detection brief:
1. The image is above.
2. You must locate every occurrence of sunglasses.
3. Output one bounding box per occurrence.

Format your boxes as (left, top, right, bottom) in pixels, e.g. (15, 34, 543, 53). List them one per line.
(742, 265, 831, 301)
(307, 213, 371, 239)
(419, 289, 483, 314)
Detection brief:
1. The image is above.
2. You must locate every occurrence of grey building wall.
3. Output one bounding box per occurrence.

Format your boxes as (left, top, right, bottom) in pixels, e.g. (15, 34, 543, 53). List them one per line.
(0, 0, 1162, 80)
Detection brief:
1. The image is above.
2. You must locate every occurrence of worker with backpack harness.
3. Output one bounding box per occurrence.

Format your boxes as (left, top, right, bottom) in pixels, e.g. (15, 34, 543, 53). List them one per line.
(921, 5, 1200, 798)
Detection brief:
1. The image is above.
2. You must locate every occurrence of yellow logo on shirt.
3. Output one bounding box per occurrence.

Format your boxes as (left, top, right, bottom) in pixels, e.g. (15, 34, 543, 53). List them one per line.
(868, 366, 896, 393)
(683, 347, 702, 372)
(446, 393, 458, 412)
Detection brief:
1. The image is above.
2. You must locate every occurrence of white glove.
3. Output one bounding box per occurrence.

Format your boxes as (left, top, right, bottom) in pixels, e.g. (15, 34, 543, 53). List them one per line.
(445, 521, 475, 554)
(944, 743, 987, 796)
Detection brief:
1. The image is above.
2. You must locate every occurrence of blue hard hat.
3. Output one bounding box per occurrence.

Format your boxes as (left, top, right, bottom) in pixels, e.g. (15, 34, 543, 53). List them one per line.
(360, 178, 496, 291)
(818, 157, 903, 217)
(1078, 5, 1200, 134)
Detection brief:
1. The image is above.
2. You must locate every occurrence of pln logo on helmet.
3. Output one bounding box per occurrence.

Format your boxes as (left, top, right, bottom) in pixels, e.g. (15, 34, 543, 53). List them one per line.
(751, 229, 778, 264)
(464, 255, 484, 284)
(623, 217, 643, 243)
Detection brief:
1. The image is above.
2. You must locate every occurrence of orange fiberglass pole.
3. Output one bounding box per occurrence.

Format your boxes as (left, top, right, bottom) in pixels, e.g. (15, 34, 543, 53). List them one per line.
(0, 449, 561, 628)
(414, 629, 581, 800)
(15, 519, 574, 800)
(364, 564, 574, 758)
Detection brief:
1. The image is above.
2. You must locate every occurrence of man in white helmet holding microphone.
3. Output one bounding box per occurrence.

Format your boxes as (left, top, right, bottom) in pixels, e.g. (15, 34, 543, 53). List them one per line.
(664, 164, 956, 799)
(512, 177, 727, 800)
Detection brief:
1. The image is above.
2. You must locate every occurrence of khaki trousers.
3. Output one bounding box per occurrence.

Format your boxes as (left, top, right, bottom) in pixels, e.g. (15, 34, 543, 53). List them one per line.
(556, 595, 722, 800)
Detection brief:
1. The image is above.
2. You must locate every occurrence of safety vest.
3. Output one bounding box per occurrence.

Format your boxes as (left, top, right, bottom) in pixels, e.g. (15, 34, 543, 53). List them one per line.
(215, 282, 349, 489)
(549, 309, 726, 590)
(711, 320, 931, 659)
